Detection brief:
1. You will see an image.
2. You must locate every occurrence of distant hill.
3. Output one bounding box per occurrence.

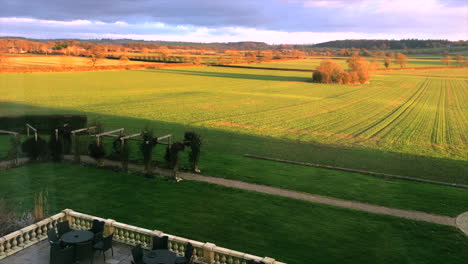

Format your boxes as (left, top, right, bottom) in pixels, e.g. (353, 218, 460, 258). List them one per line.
(311, 39, 467, 49)
(0, 36, 270, 50)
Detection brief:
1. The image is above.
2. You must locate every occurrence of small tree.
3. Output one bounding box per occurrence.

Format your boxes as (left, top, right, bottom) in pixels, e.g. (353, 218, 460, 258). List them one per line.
(184, 132, 202, 173)
(165, 142, 185, 181)
(88, 48, 104, 70)
(7, 134, 21, 166)
(455, 54, 465, 66)
(88, 140, 106, 166)
(441, 55, 453, 66)
(140, 128, 157, 176)
(113, 137, 130, 171)
(383, 57, 391, 69)
(120, 55, 129, 64)
(21, 136, 48, 161)
(395, 53, 408, 68)
(49, 129, 64, 162)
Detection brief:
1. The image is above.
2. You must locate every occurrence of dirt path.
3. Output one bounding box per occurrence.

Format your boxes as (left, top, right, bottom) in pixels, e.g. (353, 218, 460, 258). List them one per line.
(4, 156, 461, 228)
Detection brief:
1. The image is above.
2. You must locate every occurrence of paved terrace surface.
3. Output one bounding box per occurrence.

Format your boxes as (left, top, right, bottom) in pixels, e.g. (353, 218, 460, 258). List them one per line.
(0, 240, 134, 264)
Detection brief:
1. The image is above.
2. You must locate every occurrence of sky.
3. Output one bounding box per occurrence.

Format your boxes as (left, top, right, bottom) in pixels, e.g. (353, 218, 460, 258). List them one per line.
(0, 0, 467, 44)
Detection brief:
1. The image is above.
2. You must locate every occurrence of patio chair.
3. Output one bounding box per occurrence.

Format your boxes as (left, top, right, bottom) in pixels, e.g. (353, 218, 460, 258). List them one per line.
(92, 231, 103, 245)
(152, 235, 169, 250)
(93, 232, 114, 260)
(56, 221, 71, 237)
(131, 244, 143, 264)
(50, 245, 75, 264)
(75, 240, 94, 264)
(47, 229, 59, 243)
(175, 242, 194, 264)
(88, 219, 105, 234)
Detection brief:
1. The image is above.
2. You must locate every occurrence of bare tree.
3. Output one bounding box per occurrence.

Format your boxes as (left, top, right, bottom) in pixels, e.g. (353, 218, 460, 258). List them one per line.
(455, 54, 465, 66)
(383, 57, 391, 69)
(88, 48, 104, 69)
(395, 53, 408, 68)
(119, 55, 129, 64)
(441, 55, 453, 66)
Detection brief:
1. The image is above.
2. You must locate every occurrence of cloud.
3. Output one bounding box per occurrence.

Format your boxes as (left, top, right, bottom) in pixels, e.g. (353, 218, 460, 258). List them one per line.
(1, 17, 465, 44)
(1, 0, 466, 42)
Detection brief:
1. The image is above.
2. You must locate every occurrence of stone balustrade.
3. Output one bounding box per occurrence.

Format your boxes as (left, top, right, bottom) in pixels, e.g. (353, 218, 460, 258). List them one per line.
(0, 212, 66, 260)
(0, 209, 286, 264)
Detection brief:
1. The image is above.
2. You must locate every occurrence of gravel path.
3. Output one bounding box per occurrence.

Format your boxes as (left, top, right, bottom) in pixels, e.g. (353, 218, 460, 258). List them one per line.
(4, 156, 461, 228)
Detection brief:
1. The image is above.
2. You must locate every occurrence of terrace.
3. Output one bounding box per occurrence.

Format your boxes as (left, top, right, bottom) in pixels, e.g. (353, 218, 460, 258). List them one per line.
(0, 209, 284, 264)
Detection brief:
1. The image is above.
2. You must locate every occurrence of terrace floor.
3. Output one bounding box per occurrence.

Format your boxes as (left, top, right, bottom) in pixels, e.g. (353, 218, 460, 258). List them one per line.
(0, 240, 134, 264)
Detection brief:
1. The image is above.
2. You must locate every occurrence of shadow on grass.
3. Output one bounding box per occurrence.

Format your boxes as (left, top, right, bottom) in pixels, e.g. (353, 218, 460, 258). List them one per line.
(141, 68, 313, 83)
(0, 101, 467, 185)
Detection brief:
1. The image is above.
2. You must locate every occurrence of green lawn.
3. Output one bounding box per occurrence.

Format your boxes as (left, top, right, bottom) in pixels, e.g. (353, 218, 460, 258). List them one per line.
(247, 57, 450, 70)
(0, 67, 466, 182)
(1, 163, 467, 264)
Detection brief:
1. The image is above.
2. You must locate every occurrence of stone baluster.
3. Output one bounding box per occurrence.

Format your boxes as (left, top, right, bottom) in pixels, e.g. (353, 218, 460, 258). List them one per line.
(0, 238, 5, 258)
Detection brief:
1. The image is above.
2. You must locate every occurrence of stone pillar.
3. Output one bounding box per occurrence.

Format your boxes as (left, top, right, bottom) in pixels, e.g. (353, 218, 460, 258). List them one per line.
(104, 219, 116, 236)
(151, 230, 163, 249)
(62, 209, 73, 224)
(203, 242, 216, 263)
(262, 257, 276, 264)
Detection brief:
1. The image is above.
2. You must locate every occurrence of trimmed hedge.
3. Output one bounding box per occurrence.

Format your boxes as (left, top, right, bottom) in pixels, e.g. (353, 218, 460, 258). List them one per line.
(0, 115, 87, 133)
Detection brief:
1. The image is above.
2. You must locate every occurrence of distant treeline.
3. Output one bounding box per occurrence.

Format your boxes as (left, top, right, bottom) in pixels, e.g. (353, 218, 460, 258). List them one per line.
(3, 36, 467, 51)
(311, 39, 468, 50)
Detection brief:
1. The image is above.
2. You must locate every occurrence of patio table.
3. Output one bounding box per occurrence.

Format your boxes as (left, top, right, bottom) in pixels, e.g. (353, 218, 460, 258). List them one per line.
(61, 230, 94, 245)
(143, 249, 177, 264)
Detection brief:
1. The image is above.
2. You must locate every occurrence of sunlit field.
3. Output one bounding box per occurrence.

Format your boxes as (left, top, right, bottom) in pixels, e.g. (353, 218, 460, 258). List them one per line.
(247, 57, 454, 70)
(4, 55, 161, 68)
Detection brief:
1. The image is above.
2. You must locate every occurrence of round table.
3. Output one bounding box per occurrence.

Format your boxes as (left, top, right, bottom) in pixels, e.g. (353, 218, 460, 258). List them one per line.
(61, 230, 94, 244)
(143, 249, 177, 264)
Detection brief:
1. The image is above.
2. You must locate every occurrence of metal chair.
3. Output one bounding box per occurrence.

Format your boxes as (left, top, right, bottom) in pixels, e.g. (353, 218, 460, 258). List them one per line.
(47, 229, 59, 243)
(49, 246, 74, 264)
(152, 235, 168, 250)
(56, 221, 71, 237)
(88, 219, 105, 234)
(131, 244, 143, 264)
(93, 233, 114, 260)
(75, 240, 94, 264)
(175, 242, 194, 264)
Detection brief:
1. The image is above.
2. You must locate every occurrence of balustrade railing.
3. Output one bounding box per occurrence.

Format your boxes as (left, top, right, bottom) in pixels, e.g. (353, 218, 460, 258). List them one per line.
(0, 212, 66, 260)
(0, 209, 286, 264)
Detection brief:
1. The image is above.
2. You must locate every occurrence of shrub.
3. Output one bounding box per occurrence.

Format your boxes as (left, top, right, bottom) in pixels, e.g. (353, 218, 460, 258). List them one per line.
(34, 190, 49, 221)
(140, 128, 157, 175)
(313, 59, 345, 84)
(112, 137, 130, 171)
(7, 134, 21, 165)
(88, 140, 106, 164)
(49, 129, 64, 162)
(0, 199, 34, 237)
(165, 142, 186, 169)
(21, 136, 48, 161)
(184, 132, 202, 172)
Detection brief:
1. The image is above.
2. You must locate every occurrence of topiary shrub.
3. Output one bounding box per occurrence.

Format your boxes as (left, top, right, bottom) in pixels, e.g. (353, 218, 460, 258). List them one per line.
(88, 140, 106, 165)
(21, 136, 48, 161)
(184, 132, 202, 173)
(7, 134, 21, 165)
(49, 129, 64, 162)
(140, 128, 157, 175)
(112, 137, 130, 171)
(165, 142, 186, 180)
